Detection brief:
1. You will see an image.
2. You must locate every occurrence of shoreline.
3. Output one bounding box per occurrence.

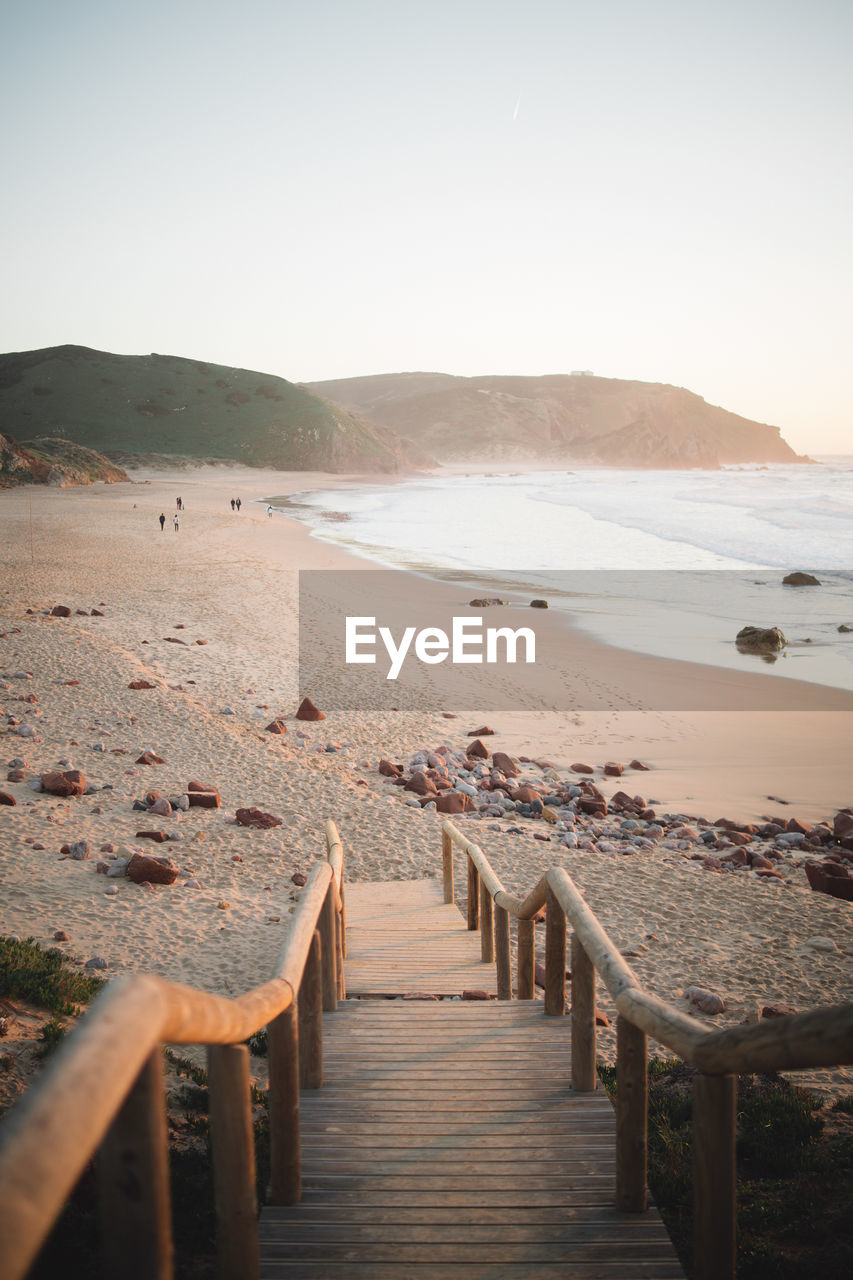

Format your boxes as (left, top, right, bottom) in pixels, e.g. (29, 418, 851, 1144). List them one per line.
(1, 465, 851, 1099)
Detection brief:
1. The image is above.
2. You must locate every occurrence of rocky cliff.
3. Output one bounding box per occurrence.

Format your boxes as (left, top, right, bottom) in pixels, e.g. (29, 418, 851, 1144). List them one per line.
(308, 372, 807, 468)
(0, 434, 129, 487)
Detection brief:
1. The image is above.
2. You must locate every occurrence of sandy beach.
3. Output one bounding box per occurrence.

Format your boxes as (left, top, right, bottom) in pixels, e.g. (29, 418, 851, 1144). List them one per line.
(1, 466, 851, 1097)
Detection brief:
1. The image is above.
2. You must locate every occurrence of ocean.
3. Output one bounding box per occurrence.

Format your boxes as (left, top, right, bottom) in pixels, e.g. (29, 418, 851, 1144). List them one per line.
(272, 458, 853, 692)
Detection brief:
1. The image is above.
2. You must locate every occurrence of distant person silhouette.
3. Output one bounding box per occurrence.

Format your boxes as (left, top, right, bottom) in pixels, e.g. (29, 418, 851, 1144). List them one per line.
(267, 505, 273, 518)
(159, 513, 166, 532)
(176, 496, 182, 511)
(236, 498, 242, 511)
(230, 499, 235, 511)
(173, 513, 179, 532)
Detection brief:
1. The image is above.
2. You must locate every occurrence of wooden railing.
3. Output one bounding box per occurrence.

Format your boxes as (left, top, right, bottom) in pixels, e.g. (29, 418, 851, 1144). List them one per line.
(441, 818, 853, 1280)
(0, 819, 346, 1280)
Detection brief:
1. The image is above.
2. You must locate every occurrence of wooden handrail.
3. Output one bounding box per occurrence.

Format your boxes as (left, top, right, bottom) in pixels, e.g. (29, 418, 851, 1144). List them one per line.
(441, 818, 853, 1280)
(442, 820, 853, 1074)
(0, 841, 346, 1280)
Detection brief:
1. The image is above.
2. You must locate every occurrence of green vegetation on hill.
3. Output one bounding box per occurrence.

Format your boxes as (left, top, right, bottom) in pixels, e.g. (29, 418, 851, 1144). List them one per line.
(0, 346, 430, 473)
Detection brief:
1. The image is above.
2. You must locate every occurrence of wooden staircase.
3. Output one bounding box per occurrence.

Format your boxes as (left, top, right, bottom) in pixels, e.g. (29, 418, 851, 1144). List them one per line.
(258, 880, 684, 1278)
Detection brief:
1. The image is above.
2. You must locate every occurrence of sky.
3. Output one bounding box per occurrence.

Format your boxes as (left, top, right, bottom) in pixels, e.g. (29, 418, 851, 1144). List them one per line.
(1, 0, 851, 453)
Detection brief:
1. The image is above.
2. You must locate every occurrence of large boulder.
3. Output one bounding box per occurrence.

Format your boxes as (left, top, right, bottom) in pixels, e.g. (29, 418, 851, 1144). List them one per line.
(434, 793, 476, 814)
(41, 769, 86, 797)
(735, 626, 786, 652)
(783, 572, 821, 586)
(127, 853, 178, 885)
(491, 751, 518, 778)
(295, 697, 325, 721)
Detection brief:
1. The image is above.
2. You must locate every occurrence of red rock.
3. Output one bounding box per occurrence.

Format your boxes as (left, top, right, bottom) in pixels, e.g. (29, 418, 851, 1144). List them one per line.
(291, 871, 307, 886)
(754, 868, 785, 881)
(127, 852, 178, 884)
(91, 608, 105, 616)
(491, 751, 519, 778)
(724, 831, 752, 846)
(128, 680, 156, 690)
(76, 609, 89, 616)
(136, 751, 165, 765)
(720, 848, 749, 867)
(6, 770, 26, 782)
(405, 772, 437, 796)
(50, 605, 71, 617)
(512, 785, 542, 804)
(195, 639, 207, 645)
(468, 726, 495, 736)
(701, 856, 723, 871)
(749, 853, 774, 870)
(265, 718, 288, 735)
(53, 930, 69, 941)
(235, 807, 283, 829)
(187, 789, 221, 808)
(595, 1011, 611, 1027)
(804, 861, 853, 901)
(41, 769, 86, 797)
(434, 793, 476, 814)
(461, 989, 492, 1000)
(144, 791, 163, 807)
(761, 1004, 799, 1019)
(570, 762, 594, 774)
(378, 759, 403, 778)
(0, 792, 17, 806)
(295, 697, 325, 721)
(466, 739, 490, 759)
(603, 761, 623, 777)
(441, 712, 458, 718)
(578, 797, 607, 816)
(164, 636, 186, 645)
(833, 811, 853, 840)
(135, 830, 171, 842)
(629, 759, 651, 771)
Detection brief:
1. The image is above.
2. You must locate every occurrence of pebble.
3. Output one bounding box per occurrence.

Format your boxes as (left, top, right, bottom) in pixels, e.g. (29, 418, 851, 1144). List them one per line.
(104, 886, 119, 897)
(85, 956, 108, 969)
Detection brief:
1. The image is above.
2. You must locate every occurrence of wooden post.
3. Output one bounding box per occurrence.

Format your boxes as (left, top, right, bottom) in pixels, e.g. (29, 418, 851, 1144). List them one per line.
(571, 934, 597, 1089)
(494, 904, 512, 1000)
(298, 931, 323, 1089)
(479, 877, 494, 963)
(267, 1005, 301, 1205)
(207, 1044, 259, 1280)
(98, 1048, 173, 1280)
(335, 906, 346, 1001)
(615, 1016, 647, 1211)
(318, 883, 338, 1012)
(467, 856, 479, 931)
(516, 917, 535, 1000)
(339, 878, 347, 958)
(693, 1073, 737, 1280)
(544, 886, 566, 1016)
(442, 827, 454, 903)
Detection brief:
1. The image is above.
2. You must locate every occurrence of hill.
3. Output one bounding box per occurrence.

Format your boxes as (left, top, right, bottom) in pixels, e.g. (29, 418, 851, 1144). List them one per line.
(308, 372, 807, 468)
(0, 346, 432, 473)
(0, 433, 129, 488)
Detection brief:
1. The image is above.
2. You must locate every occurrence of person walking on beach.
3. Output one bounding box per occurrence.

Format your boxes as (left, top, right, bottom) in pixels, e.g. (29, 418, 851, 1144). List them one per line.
(173, 513, 179, 532)
(159, 512, 166, 532)
(236, 497, 242, 511)
(267, 505, 273, 518)
(176, 496, 182, 511)
(230, 498, 235, 511)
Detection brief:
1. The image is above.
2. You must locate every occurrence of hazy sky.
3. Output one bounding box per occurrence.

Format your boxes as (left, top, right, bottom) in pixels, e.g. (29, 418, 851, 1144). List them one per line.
(2, 0, 851, 452)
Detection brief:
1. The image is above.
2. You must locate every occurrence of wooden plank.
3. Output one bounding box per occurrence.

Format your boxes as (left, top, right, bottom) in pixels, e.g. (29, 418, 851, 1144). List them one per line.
(259, 1264, 685, 1279)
